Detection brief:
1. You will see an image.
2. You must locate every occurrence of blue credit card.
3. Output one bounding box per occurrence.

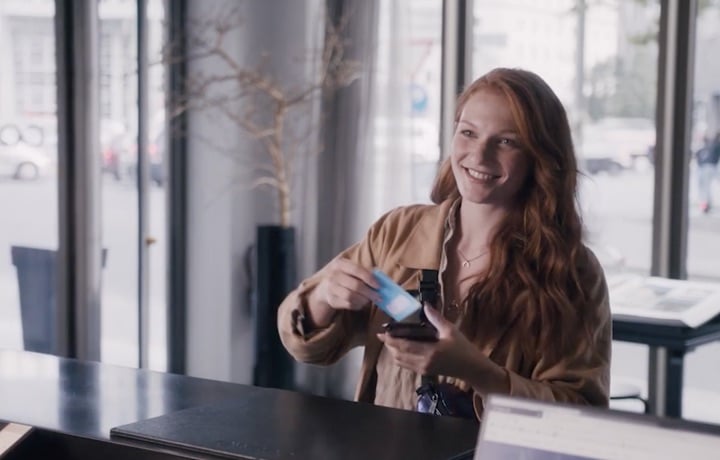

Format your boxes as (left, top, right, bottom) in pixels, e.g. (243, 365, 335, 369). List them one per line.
(372, 269, 421, 321)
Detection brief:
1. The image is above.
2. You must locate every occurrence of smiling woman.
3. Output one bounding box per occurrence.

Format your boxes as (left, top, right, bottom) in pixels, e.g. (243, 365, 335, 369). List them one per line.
(277, 67, 611, 422)
(450, 89, 530, 208)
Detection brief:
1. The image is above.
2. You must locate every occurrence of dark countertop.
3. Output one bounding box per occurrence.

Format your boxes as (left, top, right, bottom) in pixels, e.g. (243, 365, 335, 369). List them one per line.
(0, 349, 479, 459)
(0, 349, 260, 439)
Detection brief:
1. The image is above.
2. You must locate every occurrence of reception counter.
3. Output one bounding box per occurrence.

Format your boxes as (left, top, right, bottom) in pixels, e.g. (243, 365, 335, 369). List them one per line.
(0, 349, 479, 459)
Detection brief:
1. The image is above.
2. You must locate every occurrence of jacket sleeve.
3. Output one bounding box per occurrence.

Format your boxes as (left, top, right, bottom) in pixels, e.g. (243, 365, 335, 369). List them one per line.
(475, 249, 612, 414)
(277, 209, 396, 366)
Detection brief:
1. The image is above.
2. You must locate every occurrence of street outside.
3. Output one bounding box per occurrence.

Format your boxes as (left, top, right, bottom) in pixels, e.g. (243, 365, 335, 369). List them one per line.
(1, 167, 720, 422)
(0, 174, 168, 370)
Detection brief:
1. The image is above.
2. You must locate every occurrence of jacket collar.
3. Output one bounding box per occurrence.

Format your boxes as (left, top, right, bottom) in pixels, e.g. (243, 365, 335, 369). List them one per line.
(394, 198, 522, 359)
(397, 199, 456, 270)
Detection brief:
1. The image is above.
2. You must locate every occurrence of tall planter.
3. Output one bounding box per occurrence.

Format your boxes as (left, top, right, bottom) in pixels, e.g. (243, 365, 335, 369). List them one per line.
(11, 246, 107, 354)
(11, 246, 57, 353)
(253, 225, 296, 390)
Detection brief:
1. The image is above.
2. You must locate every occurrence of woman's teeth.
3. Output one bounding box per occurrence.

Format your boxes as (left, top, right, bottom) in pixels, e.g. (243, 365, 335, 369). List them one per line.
(467, 168, 496, 181)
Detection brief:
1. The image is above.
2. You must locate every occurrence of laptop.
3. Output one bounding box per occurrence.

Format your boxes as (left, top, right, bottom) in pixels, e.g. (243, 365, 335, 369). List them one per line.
(472, 394, 720, 460)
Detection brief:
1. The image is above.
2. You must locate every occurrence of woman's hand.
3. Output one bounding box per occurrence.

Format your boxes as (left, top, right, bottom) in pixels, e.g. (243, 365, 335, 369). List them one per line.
(377, 305, 487, 381)
(306, 258, 381, 327)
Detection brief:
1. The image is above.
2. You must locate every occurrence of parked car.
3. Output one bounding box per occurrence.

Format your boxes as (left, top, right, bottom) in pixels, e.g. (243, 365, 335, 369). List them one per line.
(578, 117, 655, 174)
(0, 142, 53, 180)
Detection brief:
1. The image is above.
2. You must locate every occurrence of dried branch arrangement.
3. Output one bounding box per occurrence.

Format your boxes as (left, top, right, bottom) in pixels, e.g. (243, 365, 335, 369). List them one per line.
(163, 7, 360, 226)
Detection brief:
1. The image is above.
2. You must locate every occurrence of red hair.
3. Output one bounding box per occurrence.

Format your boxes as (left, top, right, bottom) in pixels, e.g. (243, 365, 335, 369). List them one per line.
(431, 68, 588, 358)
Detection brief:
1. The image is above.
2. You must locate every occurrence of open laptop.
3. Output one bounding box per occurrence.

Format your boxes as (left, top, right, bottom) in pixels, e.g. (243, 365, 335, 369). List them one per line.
(473, 394, 720, 459)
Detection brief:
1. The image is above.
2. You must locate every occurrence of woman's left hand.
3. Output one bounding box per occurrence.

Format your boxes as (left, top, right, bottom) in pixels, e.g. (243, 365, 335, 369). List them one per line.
(377, 305, 484, 379)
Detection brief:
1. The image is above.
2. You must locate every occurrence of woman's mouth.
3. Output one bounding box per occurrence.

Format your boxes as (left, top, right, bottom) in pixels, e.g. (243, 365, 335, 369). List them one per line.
(465, 167, 500, 182)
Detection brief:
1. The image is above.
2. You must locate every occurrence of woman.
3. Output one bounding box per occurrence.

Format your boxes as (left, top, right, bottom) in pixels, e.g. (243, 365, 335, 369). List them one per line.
(277, 68, 611, 421)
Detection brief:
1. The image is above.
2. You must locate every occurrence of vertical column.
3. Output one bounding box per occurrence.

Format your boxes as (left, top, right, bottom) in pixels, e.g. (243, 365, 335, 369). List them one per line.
(137, 0, 150, 369)
(55, 0, 102, 360)
(166, 0, 189, 375)
(652, 0, 696, 280)
(439, 0, 472, 159)
(649, 0, 697, 417)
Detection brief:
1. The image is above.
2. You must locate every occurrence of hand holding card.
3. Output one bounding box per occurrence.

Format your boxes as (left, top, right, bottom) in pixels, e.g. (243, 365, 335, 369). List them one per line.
(372, 269, 421, 321)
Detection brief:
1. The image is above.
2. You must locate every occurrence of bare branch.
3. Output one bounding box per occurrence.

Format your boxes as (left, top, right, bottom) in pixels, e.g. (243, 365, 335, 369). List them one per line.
(163, 5, 361, 225)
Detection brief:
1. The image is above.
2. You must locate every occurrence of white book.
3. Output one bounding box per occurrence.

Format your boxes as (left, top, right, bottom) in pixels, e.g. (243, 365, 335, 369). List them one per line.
(609, 275, 720, 328)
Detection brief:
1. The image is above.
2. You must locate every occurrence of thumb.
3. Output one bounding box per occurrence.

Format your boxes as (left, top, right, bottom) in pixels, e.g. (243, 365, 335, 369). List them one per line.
(423, 304, 452, 334)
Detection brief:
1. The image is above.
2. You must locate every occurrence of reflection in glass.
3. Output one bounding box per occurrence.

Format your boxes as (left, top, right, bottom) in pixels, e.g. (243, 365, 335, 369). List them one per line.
(0, 0, 58, 352)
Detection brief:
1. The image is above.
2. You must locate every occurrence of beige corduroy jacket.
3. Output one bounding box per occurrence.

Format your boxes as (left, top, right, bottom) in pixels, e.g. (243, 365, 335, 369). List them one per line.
(277, 199, 611, 419)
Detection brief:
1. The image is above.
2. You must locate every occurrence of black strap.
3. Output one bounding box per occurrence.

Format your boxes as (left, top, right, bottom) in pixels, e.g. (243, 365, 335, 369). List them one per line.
(418, 269, 439, 307)
(418, 269, 439, 325)
(419, 269, 439, 387)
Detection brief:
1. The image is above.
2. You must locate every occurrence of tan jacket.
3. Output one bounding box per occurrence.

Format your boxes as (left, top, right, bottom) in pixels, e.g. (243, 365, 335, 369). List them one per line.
(277, 200, 611, 418)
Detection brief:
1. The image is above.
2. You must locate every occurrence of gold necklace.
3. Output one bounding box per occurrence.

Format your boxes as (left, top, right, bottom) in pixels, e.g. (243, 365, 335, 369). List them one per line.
(457, 248, 488, 268)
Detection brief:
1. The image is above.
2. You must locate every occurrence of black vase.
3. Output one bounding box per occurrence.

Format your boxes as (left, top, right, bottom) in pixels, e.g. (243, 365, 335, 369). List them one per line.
(253, 225, 296, 390)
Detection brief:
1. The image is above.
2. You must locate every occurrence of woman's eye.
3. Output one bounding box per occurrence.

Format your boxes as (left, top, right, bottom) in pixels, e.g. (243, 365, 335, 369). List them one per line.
(460, 129, 474, 137)
(499, 138, 516, 146)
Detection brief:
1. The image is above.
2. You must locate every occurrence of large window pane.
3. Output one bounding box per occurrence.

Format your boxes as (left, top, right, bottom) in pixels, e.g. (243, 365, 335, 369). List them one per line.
(147, 0, 167, 371)
(99, 1, 139, 367)
(368, 0, 442, 218)
(472, 0, 662, 416)
(473, 0, 659, 277)
(99, 0, 167, 370)
(685, 1, 720, 424)
(688, 2, 720, 276)
(0, 0, 58, 353)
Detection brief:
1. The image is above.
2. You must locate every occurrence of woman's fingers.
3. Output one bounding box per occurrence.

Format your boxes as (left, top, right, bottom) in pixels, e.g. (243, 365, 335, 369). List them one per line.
(334, 258, 380, 290)
(422, 305, 454, 337)
(378, 333, 436, 374)
(336, 274, 381, 305)
(321, 259, 382, 310)
(325, 283, 372, 310)
(377, 333, 432, 354)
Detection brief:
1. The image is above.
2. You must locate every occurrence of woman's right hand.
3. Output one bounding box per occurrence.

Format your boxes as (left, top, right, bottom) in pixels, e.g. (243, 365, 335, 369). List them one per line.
(306, 258, 381, 327)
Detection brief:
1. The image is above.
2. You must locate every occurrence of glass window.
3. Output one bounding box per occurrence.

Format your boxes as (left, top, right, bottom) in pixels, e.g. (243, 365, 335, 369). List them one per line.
(0, 0, 58, 353)
(473, 0, 659, 278)
(685, 1, 720, 424)
(472, 0, 662, 416)
(366, 0, 443, 220)
(146, 0, 167, 371)
(0, 0, 166, 370)
(688, 2, 720, 272)
(99, 0, 166, 370)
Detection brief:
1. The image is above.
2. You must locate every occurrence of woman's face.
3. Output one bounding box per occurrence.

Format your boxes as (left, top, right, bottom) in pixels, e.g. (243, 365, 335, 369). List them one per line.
(450, 89, 531, 208)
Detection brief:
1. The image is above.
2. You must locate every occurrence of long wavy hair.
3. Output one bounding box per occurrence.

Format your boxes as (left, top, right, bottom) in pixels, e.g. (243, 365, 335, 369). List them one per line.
(430, 68, 588, 359)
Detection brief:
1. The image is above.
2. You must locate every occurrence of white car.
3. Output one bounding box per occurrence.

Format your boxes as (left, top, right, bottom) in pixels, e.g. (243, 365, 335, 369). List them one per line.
(0, 143, 53, 180)
(579, 117, 655, 174)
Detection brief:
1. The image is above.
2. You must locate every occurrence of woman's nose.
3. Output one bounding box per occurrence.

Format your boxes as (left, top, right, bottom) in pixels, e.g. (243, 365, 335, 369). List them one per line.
(469, 137, 492, 162)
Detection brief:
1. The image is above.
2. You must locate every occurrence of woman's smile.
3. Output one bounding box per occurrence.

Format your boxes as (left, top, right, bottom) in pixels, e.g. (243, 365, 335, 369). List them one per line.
(464, 167, 500, 183)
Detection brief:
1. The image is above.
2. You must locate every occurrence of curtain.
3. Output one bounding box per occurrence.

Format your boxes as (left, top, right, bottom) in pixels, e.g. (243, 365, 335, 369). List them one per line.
(296, 0, 439, 400)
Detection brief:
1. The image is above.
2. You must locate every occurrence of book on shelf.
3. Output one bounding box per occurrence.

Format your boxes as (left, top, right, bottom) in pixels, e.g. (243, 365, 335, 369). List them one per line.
(608, 274, 720, 328)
